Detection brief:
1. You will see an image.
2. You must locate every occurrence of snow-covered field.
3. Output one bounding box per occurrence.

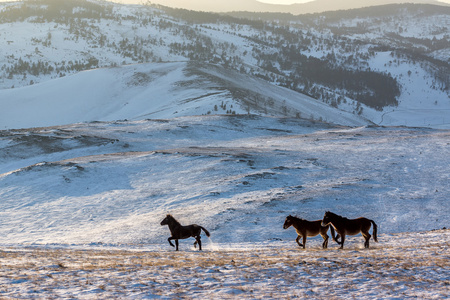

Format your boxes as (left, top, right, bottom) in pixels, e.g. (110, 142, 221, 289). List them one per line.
(0, 115, 449, 298)
(0, 230, 448, 299)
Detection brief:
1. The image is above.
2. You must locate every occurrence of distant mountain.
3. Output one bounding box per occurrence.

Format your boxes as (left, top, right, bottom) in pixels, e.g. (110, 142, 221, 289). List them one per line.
(0, 1, 449, 129)
(150, 0, 449, 14)
(289, 0, 449, 14)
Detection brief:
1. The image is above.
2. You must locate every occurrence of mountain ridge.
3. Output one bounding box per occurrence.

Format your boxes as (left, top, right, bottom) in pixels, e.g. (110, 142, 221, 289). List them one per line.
(148, 0, 450, 14)
(0, 0, 449, 128)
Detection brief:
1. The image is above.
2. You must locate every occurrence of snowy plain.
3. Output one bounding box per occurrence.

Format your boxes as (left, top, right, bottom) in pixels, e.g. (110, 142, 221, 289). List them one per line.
(0, 115, 449, 298)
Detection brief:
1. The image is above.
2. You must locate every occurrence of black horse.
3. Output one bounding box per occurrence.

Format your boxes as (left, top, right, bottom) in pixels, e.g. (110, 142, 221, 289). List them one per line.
(321, 211, 378, 249)
(160, 214, 210, 251)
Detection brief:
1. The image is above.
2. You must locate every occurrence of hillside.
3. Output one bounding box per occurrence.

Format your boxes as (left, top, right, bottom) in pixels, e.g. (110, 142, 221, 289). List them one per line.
(0, 116, 449, 245)
(0, 62, 370, 129)
(0, 0, 449, 128)
(0, 115, 448, 298)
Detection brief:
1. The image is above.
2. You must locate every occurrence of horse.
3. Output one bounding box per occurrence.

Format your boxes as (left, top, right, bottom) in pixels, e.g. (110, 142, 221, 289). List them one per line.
(283, 215, 336, 249)
(160, 214, 211, 251)
(321, 211, 378, 249)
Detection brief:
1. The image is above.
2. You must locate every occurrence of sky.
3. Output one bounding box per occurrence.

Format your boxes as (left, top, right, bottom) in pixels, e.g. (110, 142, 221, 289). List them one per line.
(1, 0, 449, 4)
(114, 0, 450, 3)
(254, 0, 313, 3)
(115, 0, 315, 3)
(0, 0, 313, 3)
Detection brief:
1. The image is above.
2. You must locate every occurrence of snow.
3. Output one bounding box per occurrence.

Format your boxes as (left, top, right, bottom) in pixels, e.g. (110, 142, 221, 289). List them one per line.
(0, 62, 370, 130)
(1, 1, 449, 130)
(363, 51, 450, 129)
(0, 230, 448, 299)
(0, 115, 449, 297)
(0, 2, 449, 297)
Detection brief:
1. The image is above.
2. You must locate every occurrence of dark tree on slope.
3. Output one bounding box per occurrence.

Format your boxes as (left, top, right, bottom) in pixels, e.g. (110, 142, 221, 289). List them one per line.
(276, 49, 400, 110)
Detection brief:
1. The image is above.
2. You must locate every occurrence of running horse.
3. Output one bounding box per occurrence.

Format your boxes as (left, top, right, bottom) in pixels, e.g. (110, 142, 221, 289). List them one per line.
(283, 215, 336, 249)
(160, 214, 210, 251)
(321, 211, 378, 249)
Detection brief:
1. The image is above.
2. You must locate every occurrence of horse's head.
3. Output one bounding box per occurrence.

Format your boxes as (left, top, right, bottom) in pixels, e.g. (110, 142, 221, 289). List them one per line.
(321, 211, 332, 227)
(160, 214, 172, 226)
(283, 215, 294, 229)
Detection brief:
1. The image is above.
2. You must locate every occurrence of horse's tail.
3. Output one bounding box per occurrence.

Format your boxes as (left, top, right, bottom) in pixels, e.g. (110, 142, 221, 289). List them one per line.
(200, 226, 211, 237)
(370, 220, 378, 242)
(329, 225, 338, 242)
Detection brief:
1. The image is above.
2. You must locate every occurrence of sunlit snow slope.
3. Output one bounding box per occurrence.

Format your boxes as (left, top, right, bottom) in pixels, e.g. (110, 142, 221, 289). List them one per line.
(0, 62, 370, 130)
(0, 116, 448, 246)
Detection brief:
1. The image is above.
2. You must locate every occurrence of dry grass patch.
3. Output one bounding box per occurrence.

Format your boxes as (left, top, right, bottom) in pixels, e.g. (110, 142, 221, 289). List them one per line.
(0, 231, 448, 299)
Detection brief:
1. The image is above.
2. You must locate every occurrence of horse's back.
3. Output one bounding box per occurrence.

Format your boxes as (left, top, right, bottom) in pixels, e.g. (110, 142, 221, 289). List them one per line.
(345, 217, 373, 235)
(314, 219, 330, 236)
(357, 217, 373, 227)
(174, 224, 201, 239)
(303, 220, 327, 236)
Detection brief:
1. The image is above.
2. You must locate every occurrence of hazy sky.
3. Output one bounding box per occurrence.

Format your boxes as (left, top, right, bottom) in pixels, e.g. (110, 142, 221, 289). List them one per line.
(1, 0, 449, 4)
(115, 0, 450, 3)
(254, 0, 313, 3)
(111, 0, 450, 5)
(0, 0, 313, 3)
(115, 0, 315, 3)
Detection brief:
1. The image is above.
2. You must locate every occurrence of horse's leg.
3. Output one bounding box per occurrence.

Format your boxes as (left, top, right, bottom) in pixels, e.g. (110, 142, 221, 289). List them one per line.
(302, 235, 307, 249)
(321, 233, 329, 249)
(362, 231, 371, 248)
(175, 239, 179, 251)
(295, 235, 304, 248)
(335, 233, 342, 244)
(168, 237, 175, 247)
(339, 234, 345, 249)
(196, 236, 202, 251)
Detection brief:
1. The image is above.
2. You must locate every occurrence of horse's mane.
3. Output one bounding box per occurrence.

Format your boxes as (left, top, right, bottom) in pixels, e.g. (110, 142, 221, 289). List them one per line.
(289, 215, 306, 222)
(326, 211, 349, 221)
(166, 214, 181, 226)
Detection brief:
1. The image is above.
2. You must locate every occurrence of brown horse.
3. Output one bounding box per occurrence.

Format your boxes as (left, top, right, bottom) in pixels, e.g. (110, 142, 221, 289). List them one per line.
(321, 211, 378, 249)
(283, 215, 336, 249)
(160, 214, 210, 251)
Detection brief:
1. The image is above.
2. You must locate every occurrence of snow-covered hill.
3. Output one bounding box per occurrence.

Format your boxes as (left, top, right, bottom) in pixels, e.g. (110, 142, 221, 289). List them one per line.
(0, 62, 370, 129)
(1, 1, 449, 129)
(0, 1, 448, 246)
(0, 116, 448, 246)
